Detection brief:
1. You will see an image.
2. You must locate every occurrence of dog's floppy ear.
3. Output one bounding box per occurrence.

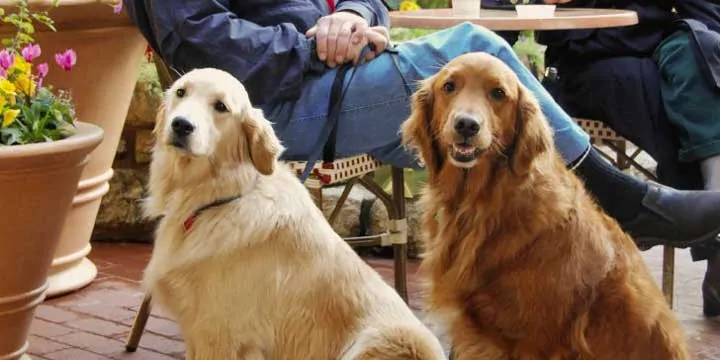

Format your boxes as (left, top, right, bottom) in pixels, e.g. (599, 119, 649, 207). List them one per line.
(509, 84, 553, 176)
(401, 77, 441, 176)
(242, 108, 285, 175)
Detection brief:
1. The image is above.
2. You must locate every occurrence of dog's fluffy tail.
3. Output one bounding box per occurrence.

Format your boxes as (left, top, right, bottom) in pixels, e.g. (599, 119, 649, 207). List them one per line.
(344, 324, 447, 360)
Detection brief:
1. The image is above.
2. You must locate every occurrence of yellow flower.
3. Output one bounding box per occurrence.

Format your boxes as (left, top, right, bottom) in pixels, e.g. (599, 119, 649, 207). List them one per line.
(0, 78, 15, 95)
(2, 108, 19, 127)
(10, 55, 31, 76)
(0, 78, 16, 105)
(14, 73, 35, 96)
(400, 0, 421, 11)
(0, 95, 6, 109)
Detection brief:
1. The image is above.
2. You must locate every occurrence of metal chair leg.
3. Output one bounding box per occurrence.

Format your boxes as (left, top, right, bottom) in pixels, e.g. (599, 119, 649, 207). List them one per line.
(662, 246, 675, 307)
(358, 170, 409, 302)
(391, 167, 409, 303)
(125, 293, 152, 352)
(615, 140, 630, 170)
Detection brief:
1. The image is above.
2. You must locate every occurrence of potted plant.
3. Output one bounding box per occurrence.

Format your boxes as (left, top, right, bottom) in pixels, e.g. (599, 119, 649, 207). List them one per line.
(0, 1, 103, 359)
(512, 0, 556, 18)
(0, 0, 146, 297)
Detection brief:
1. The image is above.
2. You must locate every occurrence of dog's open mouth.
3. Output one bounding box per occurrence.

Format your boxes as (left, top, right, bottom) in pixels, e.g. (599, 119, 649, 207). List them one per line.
(450, 143, 483, 163)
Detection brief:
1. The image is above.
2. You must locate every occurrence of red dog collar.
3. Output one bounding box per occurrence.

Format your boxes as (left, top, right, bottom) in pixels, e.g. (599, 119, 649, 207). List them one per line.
(182, 194, 243, 233)
(182, 215, 198, 232)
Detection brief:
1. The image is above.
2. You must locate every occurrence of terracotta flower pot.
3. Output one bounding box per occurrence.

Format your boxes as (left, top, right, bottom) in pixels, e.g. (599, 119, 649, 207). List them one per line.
(0, 0, 147, 297)
(0, 122, 103, 360)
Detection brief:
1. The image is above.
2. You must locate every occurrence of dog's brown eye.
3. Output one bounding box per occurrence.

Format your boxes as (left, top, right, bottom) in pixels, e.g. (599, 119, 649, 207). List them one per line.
(176, 88, 186, 98)
(442, 81, 456, 94)
(490, 88, 506, 101)
(214, 100, 229, 113)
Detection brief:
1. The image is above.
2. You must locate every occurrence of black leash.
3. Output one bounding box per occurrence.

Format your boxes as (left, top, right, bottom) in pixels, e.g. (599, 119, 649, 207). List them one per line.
(322, 64, 354, 164)
(299, 44, 376, 182)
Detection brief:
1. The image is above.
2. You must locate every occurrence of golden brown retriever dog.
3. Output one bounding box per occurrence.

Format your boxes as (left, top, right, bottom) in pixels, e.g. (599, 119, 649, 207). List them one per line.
(143, 68, 446, 360)
(400, 53, 690, 360)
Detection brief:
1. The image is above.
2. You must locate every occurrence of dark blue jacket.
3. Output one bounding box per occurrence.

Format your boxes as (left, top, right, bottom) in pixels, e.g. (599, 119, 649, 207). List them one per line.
(537, 0, 676, 66)
(536, 0, 720, 89)
(123, 0, 390, 106)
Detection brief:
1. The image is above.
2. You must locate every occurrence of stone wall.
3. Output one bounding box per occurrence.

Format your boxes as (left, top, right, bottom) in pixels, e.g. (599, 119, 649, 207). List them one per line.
(92, 63, 161, 242)
(91, 62, 425, 257)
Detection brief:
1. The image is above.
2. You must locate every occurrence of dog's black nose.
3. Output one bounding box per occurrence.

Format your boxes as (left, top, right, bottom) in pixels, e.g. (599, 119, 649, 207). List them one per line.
(454, 116, 480, 138)
(171, 116, 195, 137)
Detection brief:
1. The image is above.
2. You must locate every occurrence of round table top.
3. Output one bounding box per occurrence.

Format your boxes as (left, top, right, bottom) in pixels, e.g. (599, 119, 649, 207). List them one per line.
(389, 8, 639, 30)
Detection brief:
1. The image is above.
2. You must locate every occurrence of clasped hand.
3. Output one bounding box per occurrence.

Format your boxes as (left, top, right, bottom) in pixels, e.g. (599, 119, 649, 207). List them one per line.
(306, 11, 390, 68)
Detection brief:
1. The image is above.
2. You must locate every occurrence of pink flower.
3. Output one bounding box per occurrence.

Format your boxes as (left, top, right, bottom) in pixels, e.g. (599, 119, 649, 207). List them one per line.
(0, 50, 14, 70)
(21, 44, 41, 62)
(54, 49, 76, 72)
(36, 62, 49, 87)
(113, 2, 123, 14)
(37, 62, 48, 78)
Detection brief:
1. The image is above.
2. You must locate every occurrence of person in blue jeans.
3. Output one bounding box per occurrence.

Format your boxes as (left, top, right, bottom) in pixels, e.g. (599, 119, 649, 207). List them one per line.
(124, 0, 720, 274)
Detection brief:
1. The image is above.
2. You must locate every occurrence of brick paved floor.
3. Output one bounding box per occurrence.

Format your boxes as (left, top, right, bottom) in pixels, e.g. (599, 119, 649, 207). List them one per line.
(26, 242, 720, 359)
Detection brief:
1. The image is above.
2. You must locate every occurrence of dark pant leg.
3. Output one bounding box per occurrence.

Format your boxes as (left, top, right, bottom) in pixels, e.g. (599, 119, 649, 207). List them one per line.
(545, 57, 703, 190)
(653, 30, 720, 261)
(654, 29, 720, 163)
(547, 57, 716, 260)
(496, 31, 519, 46)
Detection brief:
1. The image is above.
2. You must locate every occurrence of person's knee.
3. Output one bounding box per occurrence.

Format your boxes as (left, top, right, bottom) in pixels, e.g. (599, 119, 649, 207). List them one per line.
(449, 22, 513, 51)
(407, 22, 513, 66)
(655, 30, 699, 80)
(661, 30, 694, 52)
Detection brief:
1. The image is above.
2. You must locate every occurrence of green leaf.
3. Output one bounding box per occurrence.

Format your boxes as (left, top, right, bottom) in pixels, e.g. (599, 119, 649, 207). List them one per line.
(31, 12, 51, 21)
(0, 127, 23, 145)
(19, 21, 34, 34)
(5, 13, 20, 23)
(16, 33, 34, 45)
(31, 13, 55, 28)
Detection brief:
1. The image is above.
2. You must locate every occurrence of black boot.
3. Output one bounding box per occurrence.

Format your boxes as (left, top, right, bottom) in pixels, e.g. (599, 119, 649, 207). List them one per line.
(703, 272, 720, 317)
(619, 182, 720, 250)
(574, 149, 720, 250)
(697, 155, 720, 317)
(692, 244, 720, 317)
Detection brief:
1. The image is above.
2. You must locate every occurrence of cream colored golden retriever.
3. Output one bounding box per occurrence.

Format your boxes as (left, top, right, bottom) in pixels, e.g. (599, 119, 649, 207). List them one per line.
(142, 68, 446, 360)
(401, 53, 690, 360)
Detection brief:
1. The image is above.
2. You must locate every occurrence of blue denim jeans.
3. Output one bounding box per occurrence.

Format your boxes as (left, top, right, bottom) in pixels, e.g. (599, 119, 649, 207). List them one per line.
(263, 23, 590, 169)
